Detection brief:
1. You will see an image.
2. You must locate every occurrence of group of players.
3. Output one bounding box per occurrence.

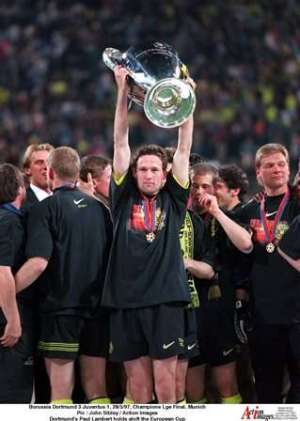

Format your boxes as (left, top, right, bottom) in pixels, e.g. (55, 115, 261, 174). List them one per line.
(1, 66, 300, 405)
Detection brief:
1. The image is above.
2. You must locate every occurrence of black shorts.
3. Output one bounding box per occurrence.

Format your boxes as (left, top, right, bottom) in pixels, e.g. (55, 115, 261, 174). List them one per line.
(178, 307, 199, 361)
(0, 324, 34, 403)
(189, 300, 237, 368)
(249, 322, 300, 370)
(38, 313, 109, 360)
(109, 304, 186, 362)
(249, 323, 300, 403)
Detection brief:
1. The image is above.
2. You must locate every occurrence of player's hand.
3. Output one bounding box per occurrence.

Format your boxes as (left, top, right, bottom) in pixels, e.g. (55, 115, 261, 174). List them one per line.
(114, 65, 129, 92)
(234, 299, 253, 345)
(0, 318, 22, 348)
(77, 173, 95, 197)
(198, 193, 220, 216)
(186, 76, 196, 91)
(252, 191, 264, 203)
(183, 257, 192, 271)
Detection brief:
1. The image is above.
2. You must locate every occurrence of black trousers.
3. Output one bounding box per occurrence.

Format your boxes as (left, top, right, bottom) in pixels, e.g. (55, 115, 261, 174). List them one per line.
(249, 323, 300, 403)
(0, 327, 34, 403)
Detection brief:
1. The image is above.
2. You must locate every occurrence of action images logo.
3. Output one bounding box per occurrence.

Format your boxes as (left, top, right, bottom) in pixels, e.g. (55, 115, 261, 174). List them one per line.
(241, 406, 274, 420)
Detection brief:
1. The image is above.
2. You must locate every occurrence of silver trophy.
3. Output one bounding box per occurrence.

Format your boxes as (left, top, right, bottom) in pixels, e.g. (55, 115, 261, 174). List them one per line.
(102, 42, 196, 128)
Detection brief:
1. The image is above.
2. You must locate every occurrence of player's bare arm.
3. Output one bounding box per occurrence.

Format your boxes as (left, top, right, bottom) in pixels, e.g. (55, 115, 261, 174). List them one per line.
(113, 66, 131, 178)
(15, 257, 48, 293)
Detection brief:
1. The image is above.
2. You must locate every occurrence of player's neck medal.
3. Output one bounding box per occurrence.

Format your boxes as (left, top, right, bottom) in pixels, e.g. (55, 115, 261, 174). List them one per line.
(260, 190, 290, 255)
(266, 242, 275, 253)
(146, 232, 156, 242)
(142, 198, 157, 243)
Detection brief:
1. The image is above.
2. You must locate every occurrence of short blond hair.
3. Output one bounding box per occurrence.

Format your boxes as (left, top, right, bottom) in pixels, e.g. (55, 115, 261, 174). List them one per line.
(255, 143, 289, 168)
(22, 143, 54, 169)
(48, 147, 80, 182)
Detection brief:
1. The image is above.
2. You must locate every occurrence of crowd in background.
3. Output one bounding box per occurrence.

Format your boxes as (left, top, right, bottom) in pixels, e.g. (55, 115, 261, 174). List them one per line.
(0, 0, 300, 189)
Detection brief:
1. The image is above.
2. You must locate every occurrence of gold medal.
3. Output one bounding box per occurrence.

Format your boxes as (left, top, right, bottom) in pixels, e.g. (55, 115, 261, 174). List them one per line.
(146, 232, 156, 242)
(266, 242, 275, 253)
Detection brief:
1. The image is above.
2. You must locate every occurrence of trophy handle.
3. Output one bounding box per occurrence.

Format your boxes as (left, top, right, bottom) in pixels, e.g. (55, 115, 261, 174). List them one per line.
(102, 48, 124, 71)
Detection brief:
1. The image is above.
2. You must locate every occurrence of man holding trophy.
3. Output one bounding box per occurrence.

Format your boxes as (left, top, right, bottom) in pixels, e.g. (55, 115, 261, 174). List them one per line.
(101, 43, 195, 403)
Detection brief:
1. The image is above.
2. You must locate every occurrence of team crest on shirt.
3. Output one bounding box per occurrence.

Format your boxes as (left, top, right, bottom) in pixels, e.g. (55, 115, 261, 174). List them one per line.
(250, 219, 289, 245)
(156, 208, 166, 231)
(24, 356, 33, 366)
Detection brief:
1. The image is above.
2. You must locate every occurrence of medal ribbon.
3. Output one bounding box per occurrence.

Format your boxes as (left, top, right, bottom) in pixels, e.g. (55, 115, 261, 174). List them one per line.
(142, 198, 156, 232)
(259, 190, 289, 244)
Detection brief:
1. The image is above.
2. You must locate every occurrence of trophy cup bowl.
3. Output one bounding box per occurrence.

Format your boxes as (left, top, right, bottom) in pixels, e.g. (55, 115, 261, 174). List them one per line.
(102, 42, 196, 128)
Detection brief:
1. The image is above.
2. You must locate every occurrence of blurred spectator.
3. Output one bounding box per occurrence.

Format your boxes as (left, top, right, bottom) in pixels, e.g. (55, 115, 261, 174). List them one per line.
(0, 1, 300, 193)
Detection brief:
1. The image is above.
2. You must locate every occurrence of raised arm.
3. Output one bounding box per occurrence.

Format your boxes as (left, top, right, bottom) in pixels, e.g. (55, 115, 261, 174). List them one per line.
(113, 66, 131, 178)
(0, 266, 21, 347)
(199, 193, 253, 253)
(172, 115, 194, 186)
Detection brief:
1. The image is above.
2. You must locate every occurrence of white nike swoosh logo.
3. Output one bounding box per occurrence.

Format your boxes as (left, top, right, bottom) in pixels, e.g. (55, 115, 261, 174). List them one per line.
(265, 211, 277, 218)
(24, 357, 33, 366)
(223, 348, 234, 357)
(163, 341, 175, 350)
(74, 198, 84, 205)
(187, 343, 197, 351)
